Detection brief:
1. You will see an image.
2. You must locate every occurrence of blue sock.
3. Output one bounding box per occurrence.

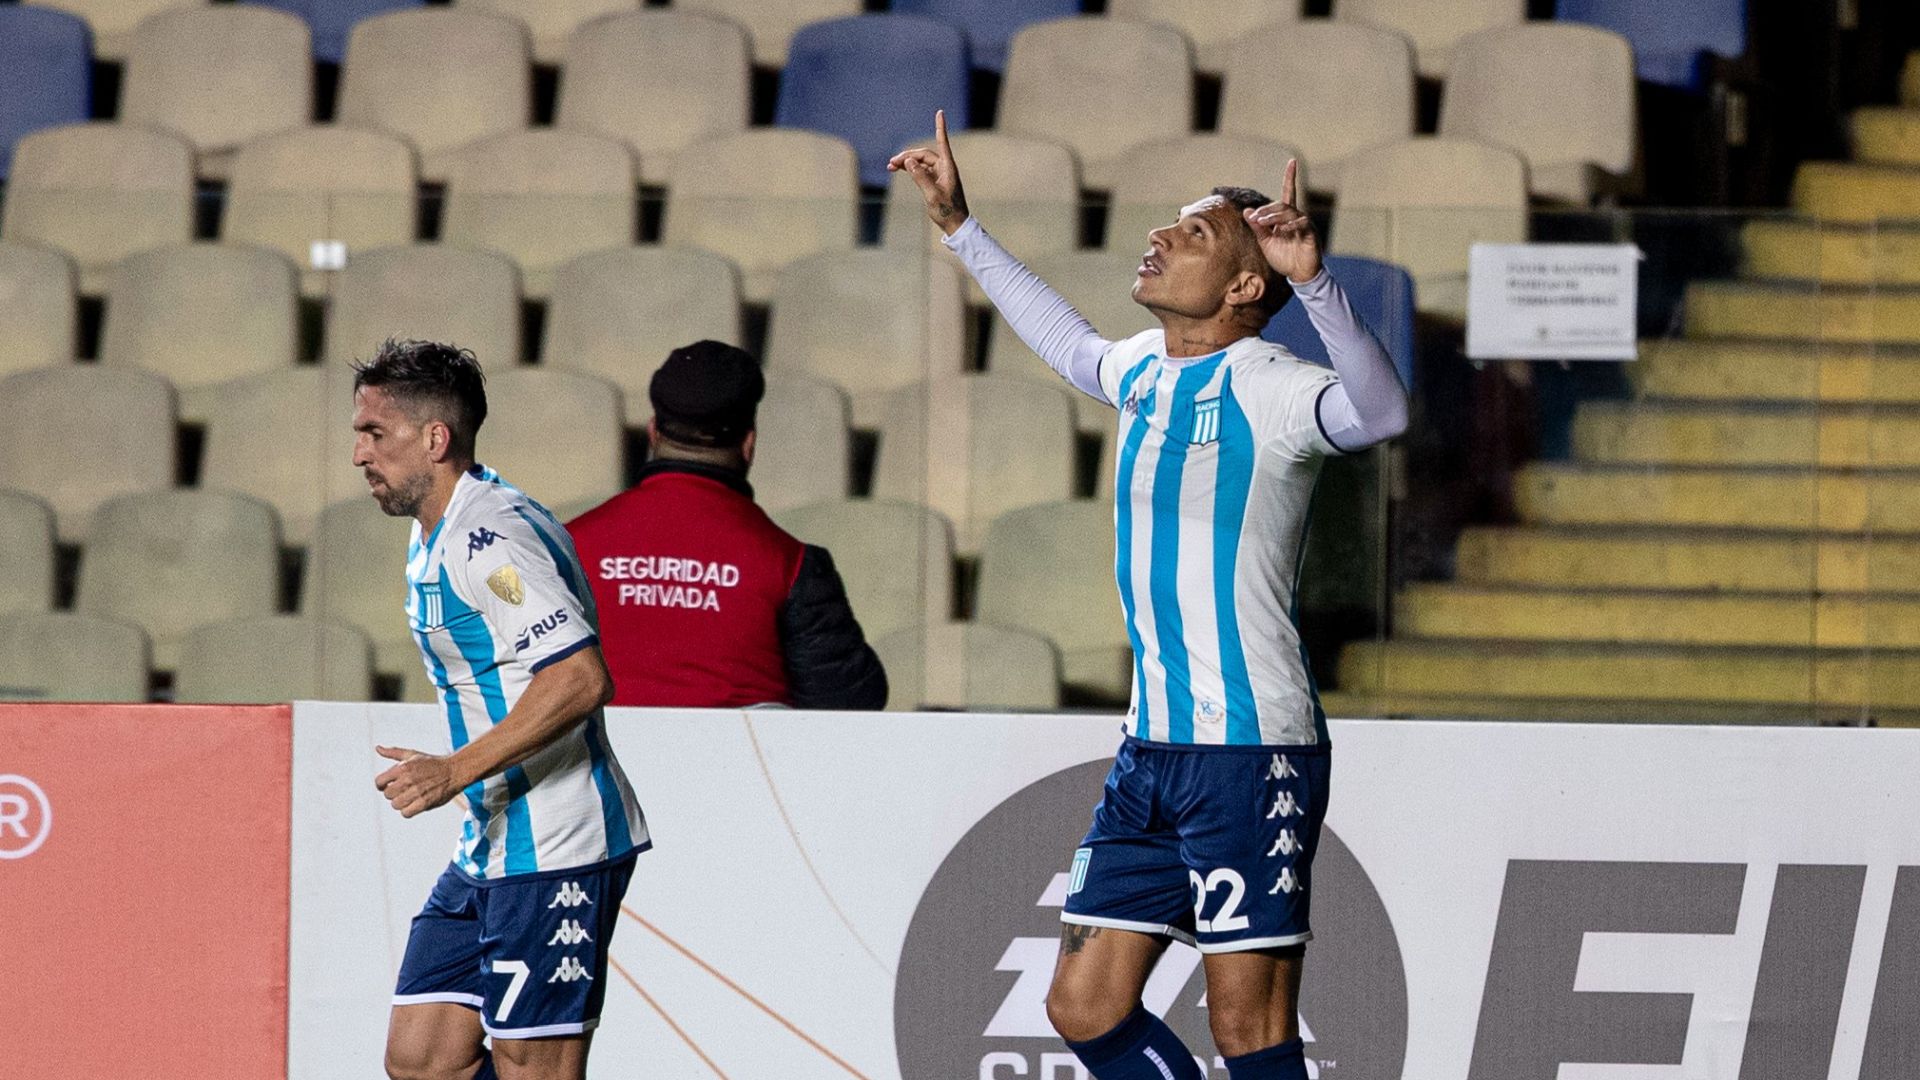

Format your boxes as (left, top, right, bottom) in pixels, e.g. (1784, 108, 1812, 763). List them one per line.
(471, 1051, 497, 1080)
(1224, 1037, 1307, 1079)
(1065, 1006, 1204, 1080)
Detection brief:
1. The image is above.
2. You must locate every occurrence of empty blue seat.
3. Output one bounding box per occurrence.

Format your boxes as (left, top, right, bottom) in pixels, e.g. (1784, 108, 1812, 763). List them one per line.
(1556, 0, 1745, 90)
(1262, 254, 1416, 390)
(0, 8, 91, 180)
(248, 0, 423, 64)
(890, 0, 1078, 73)
(776, 14, 971, 188)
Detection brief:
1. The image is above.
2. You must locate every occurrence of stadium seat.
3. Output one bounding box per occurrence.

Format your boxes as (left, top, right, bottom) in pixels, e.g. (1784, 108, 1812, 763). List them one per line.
(985, 249, 1153, 433)
(1261, 254, 1417, 389)
(543, 247, 744, 427)
(336, 8, 531, 183)
(674, 0, 861, 66)
(871, 374, 1078, 553)
(753, 373, 853, 515)
(323, 245, 522, 367)
(75, 490, 281, 669)
(459, 0, 633, 65)
(763, 248, 967, 428)
(0, 492, 56, 618)
(120, 6, 313, 180)
(100, 243, 299, 424)
(664, 130, 858, 302)
(1217, 20, 1415, 195)
(0, 8, 90, 180)
(1105, 134, 1303, 254)
(174, 615, 374, 703)
(479, 369, 623, 512)
(999, 17, 1195, 190)
(0, 123, 194, 293)
(0, 367, 174, 543)
(1332, 0, 1523, 77)
(772, 499, 956, 636)
(1440, 24, 1637, 204)
(25, 0, 198, 63)
(1556, 0, 1745, 91)
(441, 129, 638, 298)
(0, 243, 77, 377)
(247, 0, 421, 65)
(224, 126, 418, 298)
(1108, 0, 1301, 74)
(301, 498, 413, 675)
(0, 613, 150, 703)
(1330, 136, 1527, 318)
(200, 367, 365, 547)
(975, 499, 1130, 698)
(775, 15, 971, 188)
(874, 622, 1061, 711)
(555, 11, 750, 187)
(889, 0, 1075, 74)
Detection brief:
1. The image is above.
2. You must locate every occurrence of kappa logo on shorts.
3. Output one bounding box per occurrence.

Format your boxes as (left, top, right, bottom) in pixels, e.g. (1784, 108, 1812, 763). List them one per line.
(548, 919, 593, 947)
(547, 881, 592, 909)
(1268, 754, 1298, 780)
(548, 957, 593, 984)
(1265, 791, 1301, 820)
(1268, 830, 1299, 858)
(467, 527, 502, 559)
(1269, 867, 1300, 896)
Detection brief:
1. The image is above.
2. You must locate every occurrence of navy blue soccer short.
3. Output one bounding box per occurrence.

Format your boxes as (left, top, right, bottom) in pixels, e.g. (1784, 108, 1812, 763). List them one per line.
(1062, 736, 1331, 953)
(394, 854, 637, 1039)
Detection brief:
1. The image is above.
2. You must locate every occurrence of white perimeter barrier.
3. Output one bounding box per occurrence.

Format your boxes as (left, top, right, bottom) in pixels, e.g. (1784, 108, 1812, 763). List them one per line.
(290, 706, 1920, 1080)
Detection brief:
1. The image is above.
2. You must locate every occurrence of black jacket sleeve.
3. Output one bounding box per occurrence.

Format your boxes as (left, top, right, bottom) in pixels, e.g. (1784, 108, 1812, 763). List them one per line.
(778, 544, 889, 710)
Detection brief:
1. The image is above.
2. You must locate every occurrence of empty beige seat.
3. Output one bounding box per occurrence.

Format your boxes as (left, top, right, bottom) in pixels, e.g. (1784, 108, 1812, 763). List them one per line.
(0, 367, 174, 542)
(225, 126, 419, 298)
(120, 6, 312, 179)
(1106, 134, 1302, 252)
(100, 243, 298, 423)
(0, 492, 56, 617)
(0, 613, 149, 703)
(200, 367, 365, 547)
(1000, 18, 1193, 189)
(764, 249, 966, 427)
(1218, 20, 1415, 194)
(986, 249, 1153, 433)
(885, 131, 1081, 303)
(772, 499, 955, 637)
(76, 489, 281, 669)
(175, 615, 374, 703)
(1440, 24, 1637, 204)
(872, 375, 1078, 554)
(557, 11, 750, 187)
(1333, 0, 1522, 77)
(544, 247, 743, 426)
(875, 622, 1061, 711)
(480, 368, 623, 510)
(301, 498, 414, 675)
(461, 0, 633, 64)
(0, 243, 76, 377)
(750, 373, 851, 514)
(26, 0, 199, 62)
(1331, 135, 1527, 317)
(337, 9, 532, 183)
(1, 123, 193, 292)
(976, 499, 1130, 698)
(675, 0, 860, 65)
(442, 129, 636, 298)
(324, 245, 522, 366)
(664, 129, 858, 302)
(1109, 0, 1300, 73)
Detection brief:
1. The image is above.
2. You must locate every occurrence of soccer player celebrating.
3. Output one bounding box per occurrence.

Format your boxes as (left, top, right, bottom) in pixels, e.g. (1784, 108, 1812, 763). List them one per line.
(891, 114, 1408, 1080)
(349, 340, 648, 1080)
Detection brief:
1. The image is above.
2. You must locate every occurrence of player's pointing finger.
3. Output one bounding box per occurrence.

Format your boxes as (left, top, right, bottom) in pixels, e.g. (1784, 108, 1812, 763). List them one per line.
(1281, 158, 1298, 209)
(934, 109, 951, 157)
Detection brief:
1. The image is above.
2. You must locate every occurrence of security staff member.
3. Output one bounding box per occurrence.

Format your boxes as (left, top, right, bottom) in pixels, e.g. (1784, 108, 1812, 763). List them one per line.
(568, 341, 887, 709)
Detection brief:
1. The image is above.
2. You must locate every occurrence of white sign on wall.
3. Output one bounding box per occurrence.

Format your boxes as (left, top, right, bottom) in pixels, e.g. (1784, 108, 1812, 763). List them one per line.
(1467, 242, 1641, 360)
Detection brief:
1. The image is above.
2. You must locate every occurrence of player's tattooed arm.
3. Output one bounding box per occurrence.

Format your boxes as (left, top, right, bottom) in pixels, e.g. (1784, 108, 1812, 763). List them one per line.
(887, 109, 971, 235)
(1061, 924, 1103, 956)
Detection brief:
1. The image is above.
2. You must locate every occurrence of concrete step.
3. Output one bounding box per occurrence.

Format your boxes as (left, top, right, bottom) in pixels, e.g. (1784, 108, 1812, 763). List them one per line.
(1318, 690, 1901, 725)
(1454, 526, 1920, 593)
(1793, 161, 1920, 224)
(1336, 639, 1920, 708)
(1630, 340, 1920, 404)
(1742, 219, 1920, 285)
(1513, 462, 1920, 533)
(1569, 401, 1920, 468)
(1394, 583, 1920, 649)
(1685, 281, 1920, 345)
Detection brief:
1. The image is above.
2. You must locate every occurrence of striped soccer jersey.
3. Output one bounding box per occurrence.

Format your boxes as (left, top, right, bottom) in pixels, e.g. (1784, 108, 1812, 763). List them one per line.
(1100, 331, 1342, 747)
(406, 465, 648, 880)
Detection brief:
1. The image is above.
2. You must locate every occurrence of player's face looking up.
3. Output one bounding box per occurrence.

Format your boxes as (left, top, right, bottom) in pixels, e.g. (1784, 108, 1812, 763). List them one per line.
(351, 385, 442, 518)
(1131, 196, 1275, 327)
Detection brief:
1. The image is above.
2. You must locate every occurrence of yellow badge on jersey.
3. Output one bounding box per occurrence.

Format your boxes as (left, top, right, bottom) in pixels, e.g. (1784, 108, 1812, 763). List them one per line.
(486, 564, 525, 606)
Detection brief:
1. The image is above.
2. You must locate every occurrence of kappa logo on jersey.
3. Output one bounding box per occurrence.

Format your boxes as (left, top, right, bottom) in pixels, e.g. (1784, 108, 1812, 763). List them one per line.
(1266, 791, 1301, 820)
(418, 583, 444, 630)
(514, 610, 570, 652)
(547, 881, 592, 909)
(1268, 754, 1298, 780)
(548, 919, 593, 947)
(1191, 397, 1223, 445)
(548, 957, 593, 984)
(467, 527, 502, 559)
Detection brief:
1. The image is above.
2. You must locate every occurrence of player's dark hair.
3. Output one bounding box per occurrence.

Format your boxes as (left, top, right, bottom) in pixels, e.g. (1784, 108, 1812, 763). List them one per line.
(1209, 186, 1292, 318)
(351, 339, 488, 457)
(1209, 185, 1274, 212)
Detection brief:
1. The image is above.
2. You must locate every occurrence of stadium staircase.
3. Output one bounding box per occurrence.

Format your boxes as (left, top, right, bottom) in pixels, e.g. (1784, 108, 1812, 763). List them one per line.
(1326, 53, 1920, 726)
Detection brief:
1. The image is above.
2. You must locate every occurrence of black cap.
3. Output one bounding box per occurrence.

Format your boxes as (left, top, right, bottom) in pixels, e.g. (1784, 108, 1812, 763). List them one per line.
(648, 340, 765, 447)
